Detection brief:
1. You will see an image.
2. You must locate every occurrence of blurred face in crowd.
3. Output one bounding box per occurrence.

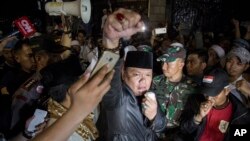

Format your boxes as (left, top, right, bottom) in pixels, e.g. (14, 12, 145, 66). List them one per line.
(219, 39, 231, 53)
(34, 50, 50, 71)
(186, 54, 206, 76)
(71, 45, 81, 54)
(77, 32, 86, 45)
(207, 48, 219, 66)
(162, 58, 184, 80)
(226, 56, 249, 81)
(14, 44, 36, 73)
(122, 67, 152, 96)
(207, 88, 230, 108)
(161, 39, 172, 50)
(2, 48, 15, 65)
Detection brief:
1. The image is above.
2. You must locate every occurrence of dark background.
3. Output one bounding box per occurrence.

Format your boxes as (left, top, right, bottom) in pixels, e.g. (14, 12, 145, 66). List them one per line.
(0, 0, 249, 36)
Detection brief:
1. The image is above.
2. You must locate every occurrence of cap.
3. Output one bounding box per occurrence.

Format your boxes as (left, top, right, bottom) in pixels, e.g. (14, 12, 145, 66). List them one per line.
(227, 47, 250, 64)
(30, 35, 68, 53)
(210, 44, 225, 59)
(157, 42, 186, 62)
(201, 68, 229, 97)
(233, 38, 250, 51)
(125, 51, 153, 69)
(4, 38, 19, 49)
(137, 45, 153, 52)
(71, 40, 80, 46)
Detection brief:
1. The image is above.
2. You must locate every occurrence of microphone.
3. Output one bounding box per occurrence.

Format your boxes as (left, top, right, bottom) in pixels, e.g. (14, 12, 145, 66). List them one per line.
(0, 16, 36, 42)
(13, 16, 36, 38)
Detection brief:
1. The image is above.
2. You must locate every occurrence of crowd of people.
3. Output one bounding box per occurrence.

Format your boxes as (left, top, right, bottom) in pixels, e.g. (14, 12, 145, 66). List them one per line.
(0, 7, 250, 141)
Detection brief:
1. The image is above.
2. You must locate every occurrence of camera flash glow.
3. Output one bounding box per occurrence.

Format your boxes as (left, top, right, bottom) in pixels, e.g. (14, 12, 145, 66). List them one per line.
(141, 25, 146, 31)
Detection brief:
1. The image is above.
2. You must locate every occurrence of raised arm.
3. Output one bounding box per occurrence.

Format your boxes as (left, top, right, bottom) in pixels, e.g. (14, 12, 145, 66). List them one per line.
(32, 66, 114, 141)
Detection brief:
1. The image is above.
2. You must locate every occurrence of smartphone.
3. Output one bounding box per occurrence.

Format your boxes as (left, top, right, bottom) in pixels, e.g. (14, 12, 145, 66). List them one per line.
(90, 51, 120, 78)
(154, 27, 167, 35)
(27, 109, 48, 132)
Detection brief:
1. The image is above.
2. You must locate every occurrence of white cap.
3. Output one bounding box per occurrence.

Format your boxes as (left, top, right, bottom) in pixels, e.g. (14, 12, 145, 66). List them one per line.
(211, 45, 225, 59)
(170, 42, 184, 48)
(71, 40, 80, 46)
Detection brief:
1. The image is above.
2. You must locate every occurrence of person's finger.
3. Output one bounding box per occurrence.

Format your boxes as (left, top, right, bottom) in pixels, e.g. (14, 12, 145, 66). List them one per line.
(123, 10, 141, 28)
(87, 65, 109, 87)
(68, 72, 90, 95)
(35, 121, 46, 128)
(113, 8, 141, 31)
(105, 14, 123, 32)
(96, 70, 115, 95)
(121, 19, 129, 30)
(144, 100, 151, 108)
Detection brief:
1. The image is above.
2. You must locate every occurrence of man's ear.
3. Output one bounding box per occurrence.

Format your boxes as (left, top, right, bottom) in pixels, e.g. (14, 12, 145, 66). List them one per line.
(14, 54, 20, 63)
(34, 54, 41, 62)
(201, 62, 207, 70)
(178, 59, 185, 69)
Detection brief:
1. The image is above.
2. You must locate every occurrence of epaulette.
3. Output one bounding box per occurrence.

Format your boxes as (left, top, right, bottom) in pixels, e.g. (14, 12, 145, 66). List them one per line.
(21, 78, 38, 91)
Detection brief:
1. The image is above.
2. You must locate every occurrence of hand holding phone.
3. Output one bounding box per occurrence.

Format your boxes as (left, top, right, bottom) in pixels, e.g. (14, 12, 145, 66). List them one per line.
(90, 51, 120, 78)
(27, 109, 48, 132)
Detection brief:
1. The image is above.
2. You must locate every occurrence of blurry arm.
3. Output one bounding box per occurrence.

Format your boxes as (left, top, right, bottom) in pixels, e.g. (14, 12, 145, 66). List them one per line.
(100, 8, 145, 108)
(236, 79, 250, 97)
(32, 66, 114, 141)
(150, 30, 156, 46)
(0, 36, 17, 54)
(232, 19, 241, 39)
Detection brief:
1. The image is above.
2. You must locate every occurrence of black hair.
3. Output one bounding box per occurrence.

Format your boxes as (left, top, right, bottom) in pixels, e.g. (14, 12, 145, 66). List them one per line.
(12, 39, 30, 55)
(77, 29, 86, 37)
(188, 49, 209, 64)
(40, 56, 83, 103)
(47, 80, 75, 103)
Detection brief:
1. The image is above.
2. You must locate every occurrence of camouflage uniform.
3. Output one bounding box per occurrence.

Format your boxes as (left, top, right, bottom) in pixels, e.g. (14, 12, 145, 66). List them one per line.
(151, 74, 197, 127)
(152, 43, 198, 128)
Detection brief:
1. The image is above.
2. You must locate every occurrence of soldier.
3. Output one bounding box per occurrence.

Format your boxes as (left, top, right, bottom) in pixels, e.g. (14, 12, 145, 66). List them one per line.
(150, 42, 198, 139)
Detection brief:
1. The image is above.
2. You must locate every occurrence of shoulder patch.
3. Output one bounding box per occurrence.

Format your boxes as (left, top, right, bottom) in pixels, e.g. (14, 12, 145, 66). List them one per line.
(21, 78, 38, 91)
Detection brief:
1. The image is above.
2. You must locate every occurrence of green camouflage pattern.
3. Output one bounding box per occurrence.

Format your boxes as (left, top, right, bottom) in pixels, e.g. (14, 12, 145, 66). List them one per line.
(157, 46, 186, 62)
(150, 74, 198, 127)
(137, 45, 153, 52)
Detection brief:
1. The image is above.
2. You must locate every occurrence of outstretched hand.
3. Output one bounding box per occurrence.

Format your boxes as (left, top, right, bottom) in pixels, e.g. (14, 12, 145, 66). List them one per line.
(68, 65, 115, 118)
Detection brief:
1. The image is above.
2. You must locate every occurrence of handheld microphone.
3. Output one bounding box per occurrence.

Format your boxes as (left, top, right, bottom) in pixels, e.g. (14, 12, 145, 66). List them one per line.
(0, 16, 36, 42)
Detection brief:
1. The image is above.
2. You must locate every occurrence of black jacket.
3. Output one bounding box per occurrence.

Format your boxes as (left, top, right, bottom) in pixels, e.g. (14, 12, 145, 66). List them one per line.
(180, 94, 250, 141)
(97, 59, 166, 141)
